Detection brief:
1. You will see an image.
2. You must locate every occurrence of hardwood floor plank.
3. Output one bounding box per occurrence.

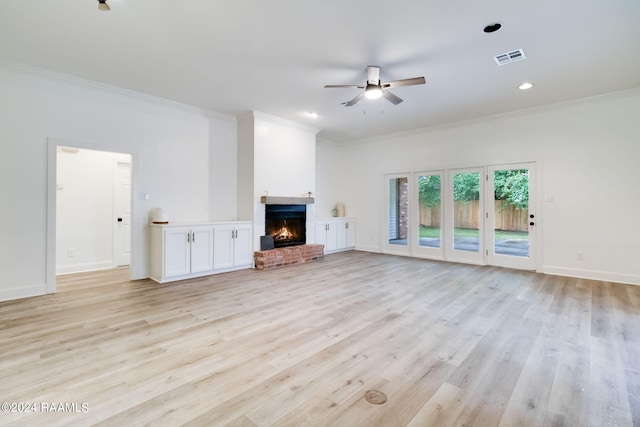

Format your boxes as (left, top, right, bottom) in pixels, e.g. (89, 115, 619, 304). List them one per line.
(0, 251, 638, 426)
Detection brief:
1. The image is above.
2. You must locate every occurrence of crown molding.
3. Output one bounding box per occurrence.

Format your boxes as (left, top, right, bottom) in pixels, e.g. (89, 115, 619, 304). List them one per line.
(0, 60, 236, 121)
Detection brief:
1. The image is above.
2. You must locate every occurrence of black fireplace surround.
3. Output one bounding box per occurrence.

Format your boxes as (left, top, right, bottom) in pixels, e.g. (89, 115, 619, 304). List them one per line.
(265, 204, 306, 248)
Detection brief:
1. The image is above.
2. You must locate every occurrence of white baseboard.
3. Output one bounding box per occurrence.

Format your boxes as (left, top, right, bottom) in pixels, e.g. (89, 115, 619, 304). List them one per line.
(542, 265, 640, 286)
(56, 260, 114, 275)
(0, 283, 47, 302)
(355, 245, 381, 253)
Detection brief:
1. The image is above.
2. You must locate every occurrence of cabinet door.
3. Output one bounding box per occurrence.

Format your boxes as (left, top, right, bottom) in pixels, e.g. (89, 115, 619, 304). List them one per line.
(336, 220, 347, 249)
(190, 226, 214, 273)
(345, 220, 356, 248)
(325, 222, 338, 252)
(213, 225, 235, 270)
(164, 227, 190, 278)
(233, 224, 253, 267)
(315, 222, 328, 247)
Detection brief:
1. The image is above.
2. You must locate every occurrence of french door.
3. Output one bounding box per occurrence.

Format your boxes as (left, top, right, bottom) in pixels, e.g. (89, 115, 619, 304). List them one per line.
(486, 163, 536, 270)
(387, 163, 537, 271)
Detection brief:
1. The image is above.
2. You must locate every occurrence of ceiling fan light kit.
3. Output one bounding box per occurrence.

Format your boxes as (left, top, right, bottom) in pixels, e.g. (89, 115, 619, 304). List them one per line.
(325, 66, 425, 107)
(365, 84, 383, 100)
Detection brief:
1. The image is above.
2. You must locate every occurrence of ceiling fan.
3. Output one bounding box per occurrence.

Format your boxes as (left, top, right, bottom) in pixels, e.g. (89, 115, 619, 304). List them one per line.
(324, 66, 425, 107)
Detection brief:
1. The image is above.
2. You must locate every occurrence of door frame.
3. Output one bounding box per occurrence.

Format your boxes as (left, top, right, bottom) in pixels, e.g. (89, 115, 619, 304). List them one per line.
(46, 138, 135, 294)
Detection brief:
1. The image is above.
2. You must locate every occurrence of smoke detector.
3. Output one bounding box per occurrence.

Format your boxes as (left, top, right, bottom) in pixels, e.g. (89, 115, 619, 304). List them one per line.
(494, 49, 526, 66)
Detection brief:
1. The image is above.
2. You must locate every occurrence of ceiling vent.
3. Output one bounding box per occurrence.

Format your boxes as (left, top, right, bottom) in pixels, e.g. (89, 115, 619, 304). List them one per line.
(494, 49, 526, 66)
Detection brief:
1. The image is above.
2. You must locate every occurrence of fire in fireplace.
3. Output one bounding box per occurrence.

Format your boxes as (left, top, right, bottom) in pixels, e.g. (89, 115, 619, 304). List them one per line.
(265, 204, 306, 248)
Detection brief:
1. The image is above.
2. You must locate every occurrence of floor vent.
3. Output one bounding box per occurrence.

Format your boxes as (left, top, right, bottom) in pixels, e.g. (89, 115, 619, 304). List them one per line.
(364, 390, 387, 405)
(494, 49, 526, 66)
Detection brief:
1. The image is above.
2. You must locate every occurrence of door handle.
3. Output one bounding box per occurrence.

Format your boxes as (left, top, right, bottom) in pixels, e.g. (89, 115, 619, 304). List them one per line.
(529, 222, 535, 226)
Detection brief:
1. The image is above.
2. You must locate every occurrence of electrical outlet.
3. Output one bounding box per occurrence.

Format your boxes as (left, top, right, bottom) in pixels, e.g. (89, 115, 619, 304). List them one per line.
(577, 252, 584, 261)
(67, 248, 76, 258)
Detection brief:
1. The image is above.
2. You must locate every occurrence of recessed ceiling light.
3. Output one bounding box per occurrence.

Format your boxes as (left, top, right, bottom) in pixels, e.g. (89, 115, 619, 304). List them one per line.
(518, 82, 534, 90)
(484, 23, 502, 33)
(306, 112, 318, 118)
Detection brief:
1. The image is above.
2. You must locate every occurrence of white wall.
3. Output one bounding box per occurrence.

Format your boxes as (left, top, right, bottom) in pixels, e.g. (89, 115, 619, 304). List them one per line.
(0, 64, 237, 301)
(56, 147, 131, 274)
(315, 138, 353, 218)
(209, 113, 238, 221)
(317, 89, 640, 285)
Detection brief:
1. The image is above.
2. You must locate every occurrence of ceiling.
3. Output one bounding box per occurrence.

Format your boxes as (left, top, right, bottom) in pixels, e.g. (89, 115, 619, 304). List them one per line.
(1, 1, 639, 142)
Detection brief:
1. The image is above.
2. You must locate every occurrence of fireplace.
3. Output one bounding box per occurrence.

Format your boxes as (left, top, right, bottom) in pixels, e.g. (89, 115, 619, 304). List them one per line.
(265, 204, 306, 248)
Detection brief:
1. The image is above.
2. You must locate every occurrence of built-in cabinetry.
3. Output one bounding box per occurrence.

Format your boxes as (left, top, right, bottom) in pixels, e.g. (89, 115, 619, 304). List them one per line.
(213, 223, 253, 270)
(150, 221, 252, 283)
(315, 217, 356, 254)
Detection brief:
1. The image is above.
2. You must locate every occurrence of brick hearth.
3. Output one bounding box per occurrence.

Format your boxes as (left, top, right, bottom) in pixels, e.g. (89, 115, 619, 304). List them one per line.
(254, 244, 324, 270)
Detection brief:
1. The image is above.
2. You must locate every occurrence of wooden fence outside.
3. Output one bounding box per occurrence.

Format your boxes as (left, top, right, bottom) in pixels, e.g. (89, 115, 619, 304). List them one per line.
(419, 201, 529, 231)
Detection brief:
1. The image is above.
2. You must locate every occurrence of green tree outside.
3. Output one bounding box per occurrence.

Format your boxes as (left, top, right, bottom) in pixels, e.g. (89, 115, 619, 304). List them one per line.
(418, 170, 528, 208)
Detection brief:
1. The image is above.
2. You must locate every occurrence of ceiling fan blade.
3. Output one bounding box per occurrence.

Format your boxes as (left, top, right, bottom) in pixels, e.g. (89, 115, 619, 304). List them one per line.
(383, 90, 403, 105)
(382, 77, 426, 89)
(343, 92, 365, 107)
(324, 84, 365, 89)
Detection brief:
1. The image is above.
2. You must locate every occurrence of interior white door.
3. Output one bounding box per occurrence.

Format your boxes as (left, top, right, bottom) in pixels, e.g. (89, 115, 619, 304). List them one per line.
(113, 161, 131, 267)
(486, 163, 536, 270)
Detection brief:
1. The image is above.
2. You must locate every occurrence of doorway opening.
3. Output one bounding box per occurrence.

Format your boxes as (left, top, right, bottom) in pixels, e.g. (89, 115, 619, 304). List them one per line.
(53, 144, 133, 286)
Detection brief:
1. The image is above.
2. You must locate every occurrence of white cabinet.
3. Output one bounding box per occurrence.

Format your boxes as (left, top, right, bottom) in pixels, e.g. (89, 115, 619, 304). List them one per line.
(150, 221, 252, 283)
(316, 218, 356, 254)
(151, 225, 214, 283)
(213, 223, 253, 271)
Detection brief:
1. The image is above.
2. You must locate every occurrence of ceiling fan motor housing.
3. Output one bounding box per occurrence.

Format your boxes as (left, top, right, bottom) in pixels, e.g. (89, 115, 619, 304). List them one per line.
(367, 66, 381, 85)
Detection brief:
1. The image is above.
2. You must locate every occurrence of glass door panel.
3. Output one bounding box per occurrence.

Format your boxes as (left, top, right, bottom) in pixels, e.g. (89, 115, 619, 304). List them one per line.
(417, 173, 442, 250)
(487, 163, 536, 270)
(445, 168, 484, 264)
(386, 175, 410, 252)
(453, 171, 481, 252)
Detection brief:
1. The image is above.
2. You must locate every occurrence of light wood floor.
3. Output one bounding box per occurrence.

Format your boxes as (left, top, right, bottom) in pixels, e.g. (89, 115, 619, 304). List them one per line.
(1, 251, 639, 426)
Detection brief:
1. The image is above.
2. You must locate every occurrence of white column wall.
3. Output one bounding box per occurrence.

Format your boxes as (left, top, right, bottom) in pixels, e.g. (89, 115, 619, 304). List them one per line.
(250, 112, 318, 250)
